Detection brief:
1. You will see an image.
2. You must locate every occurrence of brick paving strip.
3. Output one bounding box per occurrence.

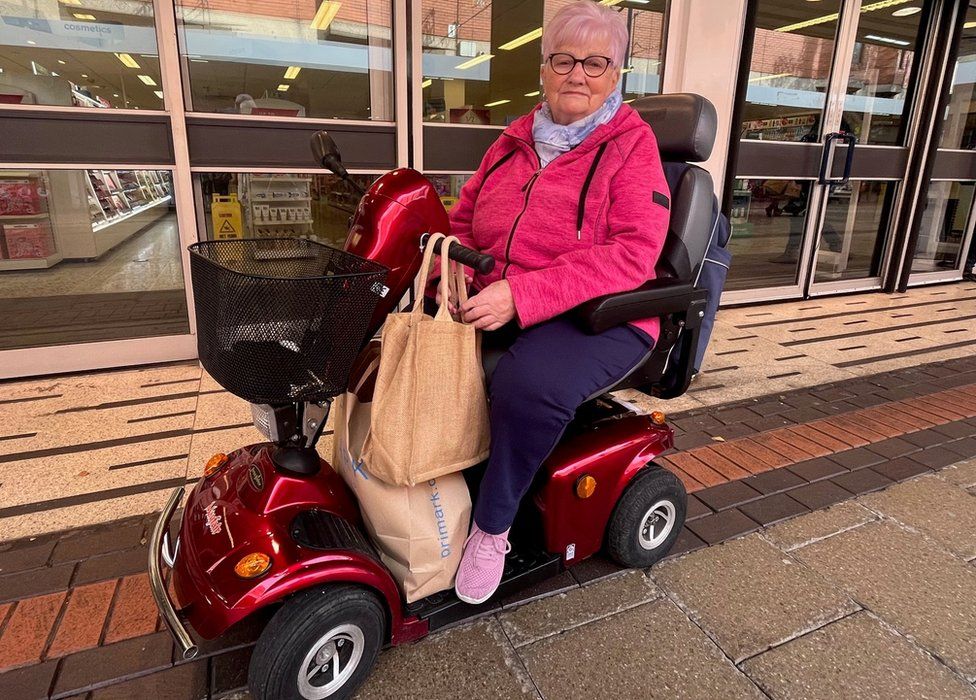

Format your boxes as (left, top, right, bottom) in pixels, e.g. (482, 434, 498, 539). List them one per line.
(1, 356, 976, 698)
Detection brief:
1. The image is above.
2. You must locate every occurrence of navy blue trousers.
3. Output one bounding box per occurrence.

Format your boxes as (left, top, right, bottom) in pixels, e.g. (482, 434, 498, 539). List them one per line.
(474, 317, 653, 534)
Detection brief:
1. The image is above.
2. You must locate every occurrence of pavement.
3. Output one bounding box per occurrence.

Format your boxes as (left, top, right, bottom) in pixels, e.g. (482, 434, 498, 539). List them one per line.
(1, 282, 975, 698)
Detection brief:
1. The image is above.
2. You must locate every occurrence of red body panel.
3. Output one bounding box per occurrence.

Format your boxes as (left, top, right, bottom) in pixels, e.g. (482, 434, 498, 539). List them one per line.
(537, 417, 674, 563)
(344, 169, 450, 339)
(172, 445, 426, 644)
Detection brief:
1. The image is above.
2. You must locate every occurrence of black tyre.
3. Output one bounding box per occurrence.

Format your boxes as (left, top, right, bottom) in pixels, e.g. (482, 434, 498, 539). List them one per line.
(248, 585, 387, 700)
(606, 465, 687, 568)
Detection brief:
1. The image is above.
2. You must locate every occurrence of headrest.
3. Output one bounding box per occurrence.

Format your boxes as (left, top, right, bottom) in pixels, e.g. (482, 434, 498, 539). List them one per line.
(632, 93, 717, 163)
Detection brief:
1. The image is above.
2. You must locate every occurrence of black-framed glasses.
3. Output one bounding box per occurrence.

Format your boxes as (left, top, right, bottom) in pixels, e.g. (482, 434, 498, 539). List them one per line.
(547, 53, 613, 78)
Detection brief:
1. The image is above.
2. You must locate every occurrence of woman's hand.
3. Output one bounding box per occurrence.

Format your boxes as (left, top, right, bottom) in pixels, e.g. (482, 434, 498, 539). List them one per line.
(435, 271, 473, 315)
(461, 280, 515, 331)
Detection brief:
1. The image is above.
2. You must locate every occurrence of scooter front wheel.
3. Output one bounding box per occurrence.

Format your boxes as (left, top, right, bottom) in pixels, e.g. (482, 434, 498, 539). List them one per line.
(248, 584, 386, 700)
(606, 465, 687, 568)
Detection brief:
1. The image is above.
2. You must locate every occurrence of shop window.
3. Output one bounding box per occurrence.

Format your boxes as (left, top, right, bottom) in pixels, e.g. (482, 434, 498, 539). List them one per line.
(420, 0, 667, 126)
(0, 1, 162, 109)
(196, 172, 380, 245)
(0, 169, 188, 350)
(175, 0, 393, 120)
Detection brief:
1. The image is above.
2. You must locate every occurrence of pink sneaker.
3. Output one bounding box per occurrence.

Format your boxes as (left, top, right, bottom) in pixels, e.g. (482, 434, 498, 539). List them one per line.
(454, 524, 511, 605)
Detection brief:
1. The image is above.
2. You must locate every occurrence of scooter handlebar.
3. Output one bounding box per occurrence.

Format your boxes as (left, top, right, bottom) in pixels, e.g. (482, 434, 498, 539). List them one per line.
(422, 233, 495, 275)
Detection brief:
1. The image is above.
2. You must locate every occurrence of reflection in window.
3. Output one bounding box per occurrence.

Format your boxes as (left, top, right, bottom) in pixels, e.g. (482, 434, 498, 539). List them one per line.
(420, 0, 666, 126)
(0, 1, 162, 109)
(197, 172, 388, 246)
(941, 8, 976, 150)
(176, 0, 393, 120)
(725, 178, 812, 290)
(0, 168, 186, 350)
(840, 5, 921, 146)
(741, 0, 921, 144)
(813, 180, 894, 282)
(912, 181, 975, 273)
(740, 0, 841, 142)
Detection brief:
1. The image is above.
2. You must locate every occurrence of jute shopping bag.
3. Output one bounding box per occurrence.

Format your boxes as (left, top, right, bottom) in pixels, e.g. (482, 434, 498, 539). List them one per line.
(362, 233, 490, 486)
(332, 353, 471, 603)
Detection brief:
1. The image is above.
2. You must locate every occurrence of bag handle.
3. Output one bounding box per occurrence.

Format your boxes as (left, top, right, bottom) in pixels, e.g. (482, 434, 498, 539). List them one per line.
(410, 232, 446, 314)
(435, 236, 469, 321)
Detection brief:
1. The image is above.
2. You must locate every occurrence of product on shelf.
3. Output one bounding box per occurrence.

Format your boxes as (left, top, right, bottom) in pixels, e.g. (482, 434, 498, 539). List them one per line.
(3, 222, 56, 259)
(0, 178, 44, 216)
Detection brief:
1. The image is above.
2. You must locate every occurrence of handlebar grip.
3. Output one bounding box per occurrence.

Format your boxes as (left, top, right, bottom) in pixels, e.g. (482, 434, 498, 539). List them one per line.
(423, 234, 496, 275)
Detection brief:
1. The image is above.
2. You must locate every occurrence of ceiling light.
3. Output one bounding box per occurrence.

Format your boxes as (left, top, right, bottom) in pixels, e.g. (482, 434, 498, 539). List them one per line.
(892, 6, 921, 15)
(57, 60, 66, 65)
(599, 0, 624, 6)
(865, 33, 910, 45)
(485, 99, 510, 107)
(776, 0, 911, 32)
(310, 1, 341, 31)
(284, 66, 301, 79)
(154, 90, 163, 99)
(277, 84, 290, 91)
(190, 59, 209, 63)
(73, 13, 96, 20)
(498, 28, 542, 51)
(81, 73, 88, 77)
(421, 78, 432, 88)
(113, 93, 119, 97)
(115, 53, 140, 69)
(27, 40, 36, 45)
(628, 0, 650, 4)
(749, 71, 792, 83)
(456, 53, 493, 70)
(51, 72, 59, 77)
(524, 90, 540, 97)
(137, 74, 157, 86)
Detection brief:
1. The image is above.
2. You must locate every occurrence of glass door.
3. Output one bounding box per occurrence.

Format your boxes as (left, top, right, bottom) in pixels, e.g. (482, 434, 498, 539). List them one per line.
(908, 3, 976, 284)
(727, 0, 929, 303)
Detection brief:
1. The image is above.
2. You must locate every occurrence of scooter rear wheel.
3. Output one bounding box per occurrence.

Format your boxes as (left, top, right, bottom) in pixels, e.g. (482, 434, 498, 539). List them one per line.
(606, 465, 687, 568)
(248, 584, 386, 700)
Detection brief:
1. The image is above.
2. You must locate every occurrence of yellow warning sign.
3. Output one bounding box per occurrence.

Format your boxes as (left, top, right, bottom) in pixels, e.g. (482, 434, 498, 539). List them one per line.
(211, 194, 243, 239)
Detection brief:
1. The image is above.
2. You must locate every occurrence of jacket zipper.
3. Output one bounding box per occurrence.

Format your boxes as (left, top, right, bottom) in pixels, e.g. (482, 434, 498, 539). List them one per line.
(576, 143, 608, 241)
(501, 137, 542, 279)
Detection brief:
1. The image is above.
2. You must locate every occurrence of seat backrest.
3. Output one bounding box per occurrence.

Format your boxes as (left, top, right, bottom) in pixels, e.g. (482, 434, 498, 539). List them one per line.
(601, 94, 719, 399)
(632, 93, 718, 284)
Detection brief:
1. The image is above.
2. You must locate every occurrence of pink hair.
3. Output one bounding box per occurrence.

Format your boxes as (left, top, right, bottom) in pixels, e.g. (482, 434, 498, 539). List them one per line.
(541, 1, 629, 68)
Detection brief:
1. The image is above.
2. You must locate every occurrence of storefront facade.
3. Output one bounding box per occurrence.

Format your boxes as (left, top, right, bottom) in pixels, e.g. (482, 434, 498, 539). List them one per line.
(0, 0, 972, 379)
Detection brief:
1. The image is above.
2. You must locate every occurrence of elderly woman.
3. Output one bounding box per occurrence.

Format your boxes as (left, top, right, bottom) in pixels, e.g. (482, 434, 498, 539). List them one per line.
(443, 1, 670, 603)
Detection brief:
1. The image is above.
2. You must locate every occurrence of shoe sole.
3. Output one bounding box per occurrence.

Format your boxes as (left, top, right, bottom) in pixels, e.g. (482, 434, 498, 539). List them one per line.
(455, 588, 495, 605)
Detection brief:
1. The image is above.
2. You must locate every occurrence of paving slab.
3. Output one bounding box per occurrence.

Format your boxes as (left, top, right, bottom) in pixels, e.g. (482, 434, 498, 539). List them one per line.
(793, 520, 976, 681)
(743, 611, 976, 700)
(763, 501, 877, 551)
(356, 618, 536, 700)
(498, 570, 659, 647)
(653, 534, 857, 662)
(936, 459, 976, 488)
(519, 599, 764, 700)
(859, 476, 976, 559)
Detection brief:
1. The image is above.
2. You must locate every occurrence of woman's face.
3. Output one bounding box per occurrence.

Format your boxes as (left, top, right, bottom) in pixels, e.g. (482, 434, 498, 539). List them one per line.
(541, 41, 620, 125)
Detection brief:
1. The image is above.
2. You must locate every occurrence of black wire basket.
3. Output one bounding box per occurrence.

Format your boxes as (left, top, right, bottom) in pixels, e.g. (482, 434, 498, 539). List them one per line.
(189, 238, 388, 405)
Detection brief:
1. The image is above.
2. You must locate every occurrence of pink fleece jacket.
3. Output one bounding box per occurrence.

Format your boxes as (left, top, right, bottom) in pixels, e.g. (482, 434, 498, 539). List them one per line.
(445, 102, 670, 343)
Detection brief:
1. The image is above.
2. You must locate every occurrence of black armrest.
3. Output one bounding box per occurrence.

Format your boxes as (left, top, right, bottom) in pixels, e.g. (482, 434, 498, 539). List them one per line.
(575, 278, 709, 334)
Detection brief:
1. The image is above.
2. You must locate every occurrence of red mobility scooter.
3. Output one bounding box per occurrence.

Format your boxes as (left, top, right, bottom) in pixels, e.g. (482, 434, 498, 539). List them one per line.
(149, 93, 718, 699)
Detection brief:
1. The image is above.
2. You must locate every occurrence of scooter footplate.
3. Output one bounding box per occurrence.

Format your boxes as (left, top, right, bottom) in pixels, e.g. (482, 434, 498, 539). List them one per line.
(406, 548, 562, 631)
(290, 509, 377, 558)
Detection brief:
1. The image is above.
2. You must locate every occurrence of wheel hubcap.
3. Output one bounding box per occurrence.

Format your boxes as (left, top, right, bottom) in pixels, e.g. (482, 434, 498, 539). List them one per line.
(638, 499, 676, 550)
(297, 623, 365, 699)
